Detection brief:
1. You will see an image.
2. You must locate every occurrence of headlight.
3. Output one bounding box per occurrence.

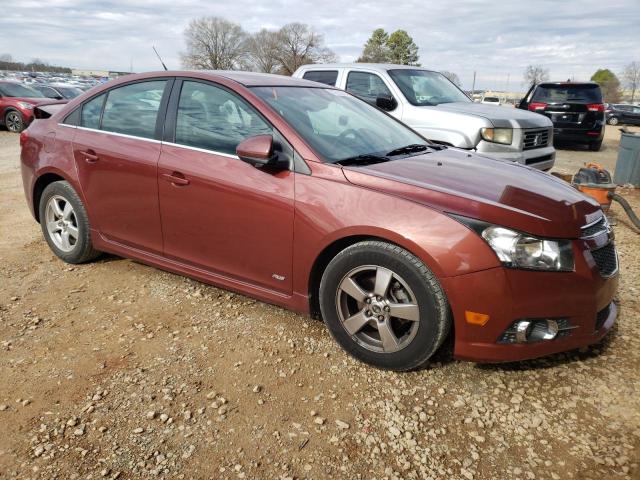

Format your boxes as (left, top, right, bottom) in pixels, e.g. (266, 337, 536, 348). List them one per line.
(481, 225, 574, 271)
(17, 102, 34, 110)
(480, 127, 513, 145)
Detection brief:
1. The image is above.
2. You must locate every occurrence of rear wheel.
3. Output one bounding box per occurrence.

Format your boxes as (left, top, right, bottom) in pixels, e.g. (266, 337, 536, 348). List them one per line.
(589, 140, 602, 152)
(39, 181, 101, 264)
(5, 110, 24, 133)
(607, 116, 619, 126)
(319, 240, 451, 371)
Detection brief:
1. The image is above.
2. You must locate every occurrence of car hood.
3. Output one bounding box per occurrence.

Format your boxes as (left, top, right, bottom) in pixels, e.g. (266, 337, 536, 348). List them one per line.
(10, 96, 49, 104)
(341, 148, 600, 239)
(434, 102, 552, 129)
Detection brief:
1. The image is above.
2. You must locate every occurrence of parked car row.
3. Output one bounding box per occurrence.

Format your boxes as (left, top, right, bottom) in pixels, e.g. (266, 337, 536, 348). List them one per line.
(19, 70, 618, 370)
(605, 103, 640, 126)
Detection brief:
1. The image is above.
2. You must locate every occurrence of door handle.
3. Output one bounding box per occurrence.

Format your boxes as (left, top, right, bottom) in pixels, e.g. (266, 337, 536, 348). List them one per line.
(79, 150, 99, 163)
(162, 172, 190, 186)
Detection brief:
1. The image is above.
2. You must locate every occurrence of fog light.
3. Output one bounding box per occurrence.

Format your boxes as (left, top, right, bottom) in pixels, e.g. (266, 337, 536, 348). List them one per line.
(499, 318, 572, 344)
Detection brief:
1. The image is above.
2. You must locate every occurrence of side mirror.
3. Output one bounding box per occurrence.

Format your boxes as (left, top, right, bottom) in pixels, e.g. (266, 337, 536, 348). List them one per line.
(55, 95, 64, 100)
(376, 94, 397, 111)
(236, 135, 286, 169)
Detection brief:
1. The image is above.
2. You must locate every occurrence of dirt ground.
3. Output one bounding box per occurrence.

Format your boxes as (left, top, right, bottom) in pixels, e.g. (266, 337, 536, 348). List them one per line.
(0, 125, 639, 480)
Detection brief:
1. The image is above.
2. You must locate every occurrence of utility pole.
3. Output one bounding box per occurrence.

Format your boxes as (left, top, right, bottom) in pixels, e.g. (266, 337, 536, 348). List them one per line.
(471, 71, 476, 96)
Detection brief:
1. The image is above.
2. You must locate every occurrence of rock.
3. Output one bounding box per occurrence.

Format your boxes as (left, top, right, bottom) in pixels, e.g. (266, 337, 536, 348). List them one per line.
(389, 426, 401, 437)
(146, 411, 156, 420)
(335, 420, 350, 430)
(252, 385, 262, 393)
(73, 426, 85, 436)
(313, 417, 326, 425)
(133, 427, 144, 434)
(0, 404, 8, 411)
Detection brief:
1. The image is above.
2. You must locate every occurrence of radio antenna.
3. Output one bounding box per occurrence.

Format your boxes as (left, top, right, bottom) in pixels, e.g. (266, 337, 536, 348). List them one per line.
(152, 46, 168, 71)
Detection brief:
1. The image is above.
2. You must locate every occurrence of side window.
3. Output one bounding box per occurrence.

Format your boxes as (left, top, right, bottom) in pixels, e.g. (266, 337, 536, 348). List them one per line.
(175, 81, 272, 155)
(101, 80, 167, 139)
(303, 70, 339, 86)
(81, 93, 106, 129)
(346, 71, 392, 104)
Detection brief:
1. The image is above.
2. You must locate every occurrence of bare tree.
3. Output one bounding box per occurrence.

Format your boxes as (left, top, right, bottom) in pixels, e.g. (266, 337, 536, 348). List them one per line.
(441, 71, 461, 87)
(246, 29, 281, 73)
(622, 61, 640, 103)
(181, 17, 249, 70)
(0, 53, 12, 62)
(275, 23, 336, 75)
(523, 65, 549, 87)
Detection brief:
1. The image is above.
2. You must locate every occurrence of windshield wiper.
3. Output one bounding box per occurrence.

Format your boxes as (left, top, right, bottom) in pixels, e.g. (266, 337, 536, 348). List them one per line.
(386, 144, 429, 157)
(336, 154, 390, 166)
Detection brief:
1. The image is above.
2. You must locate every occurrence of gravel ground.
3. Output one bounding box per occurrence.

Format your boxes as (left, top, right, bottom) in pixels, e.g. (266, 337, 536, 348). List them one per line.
(0, 125, 638, 480)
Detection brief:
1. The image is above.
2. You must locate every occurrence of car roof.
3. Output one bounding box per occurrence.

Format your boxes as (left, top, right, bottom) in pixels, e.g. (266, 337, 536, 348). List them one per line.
(296, 63, 438, 74)
(537, 81, 600, 87)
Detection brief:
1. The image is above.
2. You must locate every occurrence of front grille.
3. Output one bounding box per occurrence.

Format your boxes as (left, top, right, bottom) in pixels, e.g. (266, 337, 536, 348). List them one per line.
(523, 128, 550, 150)
(595, 303, 611, 330)
(581, 216, 607, 238)
(591, 243, 618, 277)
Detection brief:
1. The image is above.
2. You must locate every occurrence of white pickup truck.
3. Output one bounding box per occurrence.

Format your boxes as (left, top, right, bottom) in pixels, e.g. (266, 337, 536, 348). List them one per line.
(293, 64, 555, 171)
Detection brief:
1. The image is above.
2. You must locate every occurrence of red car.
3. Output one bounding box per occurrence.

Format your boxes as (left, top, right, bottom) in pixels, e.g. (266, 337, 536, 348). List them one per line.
(0, 81, 49, 132)
(20, 71, 618, 370)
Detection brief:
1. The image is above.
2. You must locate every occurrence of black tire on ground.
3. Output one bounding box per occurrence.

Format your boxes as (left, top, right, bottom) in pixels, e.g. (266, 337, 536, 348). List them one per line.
(5, 110, 24, 133)
(319, 240, 451, 371)
(589, 140, 602, 152)
(607, 116, 619, 126)
(38, 181, 101, 264)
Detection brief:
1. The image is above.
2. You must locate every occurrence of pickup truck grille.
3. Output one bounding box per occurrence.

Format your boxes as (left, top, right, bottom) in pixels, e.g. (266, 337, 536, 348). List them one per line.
(523, 128, 550, 150)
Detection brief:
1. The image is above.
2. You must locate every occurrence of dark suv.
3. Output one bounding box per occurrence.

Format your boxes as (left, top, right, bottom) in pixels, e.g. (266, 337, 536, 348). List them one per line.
(518, 82, 605, 151)
(605, 104, 640, 126)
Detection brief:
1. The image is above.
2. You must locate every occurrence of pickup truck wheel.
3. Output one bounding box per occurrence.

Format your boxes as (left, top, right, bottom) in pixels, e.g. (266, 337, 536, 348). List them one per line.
(5, 110, 24, 133)
(319, 240, 450, 371)
(39, 181, 101, 264)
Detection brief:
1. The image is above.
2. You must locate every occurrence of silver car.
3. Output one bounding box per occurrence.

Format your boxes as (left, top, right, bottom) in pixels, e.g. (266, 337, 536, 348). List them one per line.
(293, 64, 555, 171)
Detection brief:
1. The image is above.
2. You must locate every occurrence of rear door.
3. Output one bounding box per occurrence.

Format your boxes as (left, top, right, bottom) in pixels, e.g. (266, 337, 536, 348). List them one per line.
(157, 79, 295, 293)
(529, 84, 603, 130)
(72, 79, 172, 254)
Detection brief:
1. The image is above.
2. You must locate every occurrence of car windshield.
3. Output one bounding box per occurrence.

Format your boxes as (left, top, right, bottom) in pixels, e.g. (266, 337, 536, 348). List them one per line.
(251, 86, 428, 163)
(55, 86, 83, 98)
(0, 82, 43, 98)
(532, 84, 602, 103)
(387, 69, 470, 106)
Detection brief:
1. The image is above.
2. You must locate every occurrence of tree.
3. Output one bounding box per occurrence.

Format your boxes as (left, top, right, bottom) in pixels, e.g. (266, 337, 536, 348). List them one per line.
(591, 68, 621, 103)
(0, 53, 12, 62)
(441, 71, 461, 87)
(622, 61, 640, 103)
(246, 29, 281, 73)
(275, 23, 336, 75)
(180, 17, 249, 70)
(357, 28, 390, 63)
(386, 30, 419, 65)
(523, 65, 549, 87)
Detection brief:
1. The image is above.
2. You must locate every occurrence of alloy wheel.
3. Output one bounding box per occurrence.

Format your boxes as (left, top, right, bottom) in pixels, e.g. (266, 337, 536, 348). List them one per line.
(6, 112, 22, 132)
(335, 265, 421, 353)
(45, 195, 79, 252)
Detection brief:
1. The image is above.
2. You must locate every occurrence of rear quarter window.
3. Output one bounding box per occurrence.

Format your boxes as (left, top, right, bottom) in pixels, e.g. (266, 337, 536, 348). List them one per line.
(302, 70, 339, 86)
(532, 84, 602, 103)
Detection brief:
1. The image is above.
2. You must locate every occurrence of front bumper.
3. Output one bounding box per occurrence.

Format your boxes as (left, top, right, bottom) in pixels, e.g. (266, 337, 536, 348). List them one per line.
(441, 242, 618, 363)
(477, 143, 556, 171)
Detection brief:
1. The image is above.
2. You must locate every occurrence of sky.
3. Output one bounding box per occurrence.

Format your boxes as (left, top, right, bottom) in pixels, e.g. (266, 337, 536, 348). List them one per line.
(1, 0, 639, 91)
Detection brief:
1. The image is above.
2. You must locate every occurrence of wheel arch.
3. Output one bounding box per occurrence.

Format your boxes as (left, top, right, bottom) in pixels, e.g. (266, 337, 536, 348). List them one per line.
(32, 172, 67, 222)
(306, 233, 443, 319)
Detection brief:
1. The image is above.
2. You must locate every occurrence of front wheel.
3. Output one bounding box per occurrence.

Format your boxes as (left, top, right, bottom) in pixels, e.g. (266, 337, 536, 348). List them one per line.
(319, 241, 451, 371)
(5, 110, 24, 133)
(39, 181, 101, 264)
(607, 116, 619, 126)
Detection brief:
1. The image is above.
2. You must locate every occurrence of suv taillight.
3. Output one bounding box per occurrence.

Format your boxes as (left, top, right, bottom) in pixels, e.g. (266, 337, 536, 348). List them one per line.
(19, 131, 28, 148)
(587, 103, 605, 112)
(528, 102, 547, 111)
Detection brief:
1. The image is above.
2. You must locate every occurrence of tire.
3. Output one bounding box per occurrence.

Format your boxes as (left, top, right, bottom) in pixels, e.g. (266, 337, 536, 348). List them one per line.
(5, 110, 24, 133)
(607, 116, 619, 126)
(38, 181, 101, 264)
(589, 140, 602, 152)
(319, 240, 451, 371)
